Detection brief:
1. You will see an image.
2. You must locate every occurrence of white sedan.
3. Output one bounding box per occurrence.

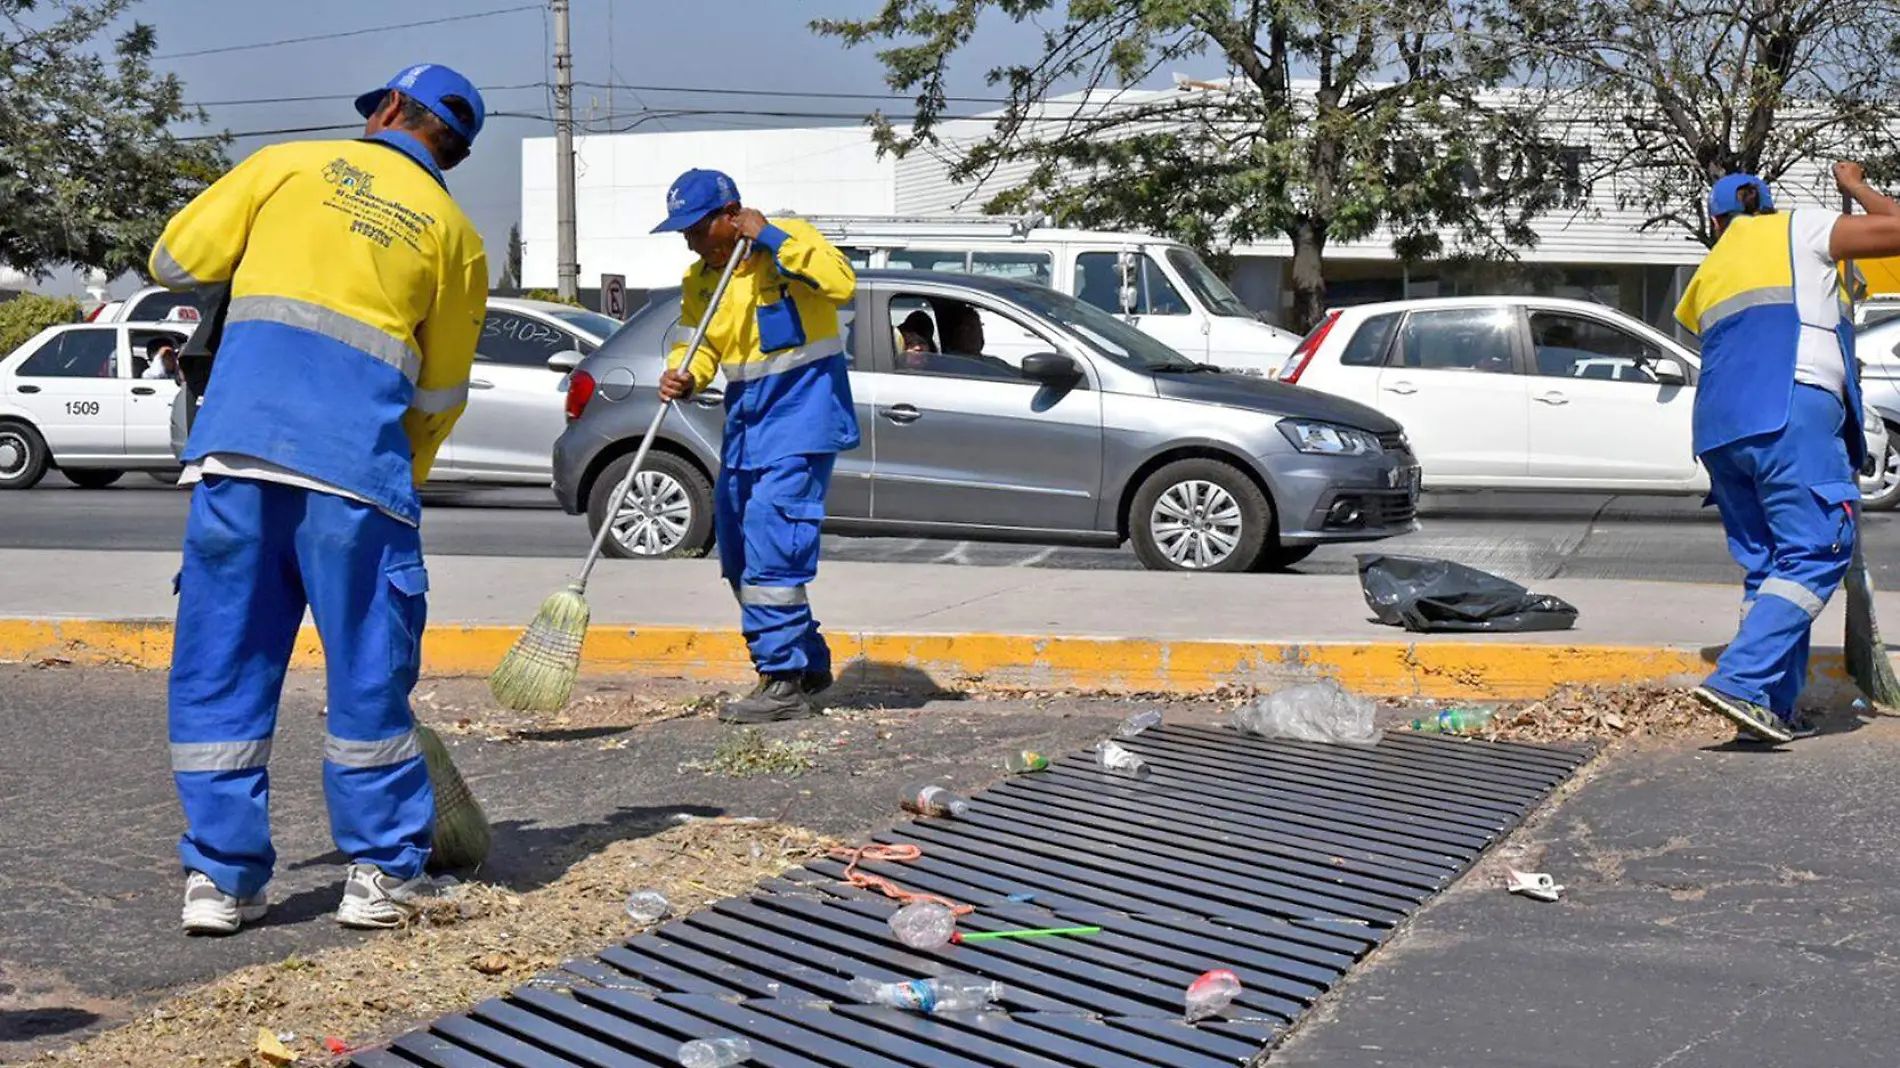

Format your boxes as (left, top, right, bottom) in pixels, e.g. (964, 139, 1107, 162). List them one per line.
(1281, 295, 1887, 497)
(0, 321, 193, 488)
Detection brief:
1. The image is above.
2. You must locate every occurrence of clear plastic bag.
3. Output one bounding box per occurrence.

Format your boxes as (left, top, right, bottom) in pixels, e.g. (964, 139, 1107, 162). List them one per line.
(1234, 680, 1382, 746)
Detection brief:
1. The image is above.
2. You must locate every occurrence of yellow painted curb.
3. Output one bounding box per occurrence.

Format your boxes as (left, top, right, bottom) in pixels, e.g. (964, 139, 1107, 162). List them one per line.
(0, 617, 1862, 699)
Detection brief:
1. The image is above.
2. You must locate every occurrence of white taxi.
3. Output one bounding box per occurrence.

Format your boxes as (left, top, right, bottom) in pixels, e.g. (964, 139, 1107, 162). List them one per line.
(0, 320, 195, 489)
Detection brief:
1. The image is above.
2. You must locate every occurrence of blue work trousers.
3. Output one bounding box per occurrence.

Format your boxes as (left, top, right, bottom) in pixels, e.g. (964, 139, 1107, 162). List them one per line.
(715, 454, 834, 675)
(168, 475, 434, 898)
(1703, 385, 1861, 719)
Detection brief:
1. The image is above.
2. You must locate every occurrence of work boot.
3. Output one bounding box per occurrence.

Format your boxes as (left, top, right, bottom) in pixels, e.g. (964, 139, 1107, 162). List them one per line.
(1693, 685, 1794, 744)
(801, 667, 834, 697)
(335, 863, 437, 929)
(720, 673, 817, 723)
(180, 871, 267, 936)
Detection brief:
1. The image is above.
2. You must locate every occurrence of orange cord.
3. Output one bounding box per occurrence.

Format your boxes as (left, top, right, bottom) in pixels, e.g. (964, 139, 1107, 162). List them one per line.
(829, 843, 974, 916)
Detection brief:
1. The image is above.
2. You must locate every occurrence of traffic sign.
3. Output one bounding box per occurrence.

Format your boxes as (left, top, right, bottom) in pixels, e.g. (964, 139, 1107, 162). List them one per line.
(600, 273, 627, 320)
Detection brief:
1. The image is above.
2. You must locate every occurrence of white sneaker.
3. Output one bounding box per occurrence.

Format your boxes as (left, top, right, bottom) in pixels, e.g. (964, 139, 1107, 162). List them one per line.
(180, 871, 267, 936)
(335, 863, 436, 929)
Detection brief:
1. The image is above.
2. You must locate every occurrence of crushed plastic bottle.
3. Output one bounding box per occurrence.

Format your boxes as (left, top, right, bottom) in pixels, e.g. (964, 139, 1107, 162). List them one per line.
(1183, 968, 1243, 1023)
(1003, 750, 1049, 774)
(677, 1035, 753, 1068)
(1095, 740, 1151, 779)
(1115, 709, 1164, 738)
(848, 976, 1003, 1013)
(900, 783, 971, 818)
(1233, 681, 1382, 746)
(624, 889, 671, 925)
(888, 901, 958, 949)
(1409, 706, 1497, 734)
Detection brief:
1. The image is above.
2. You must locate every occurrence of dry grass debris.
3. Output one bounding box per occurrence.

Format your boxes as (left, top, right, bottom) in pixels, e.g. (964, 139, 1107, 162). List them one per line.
(1472, 685, 1731, 746)
(44, 819, 835, 1068)
(679, 728, 820, 778)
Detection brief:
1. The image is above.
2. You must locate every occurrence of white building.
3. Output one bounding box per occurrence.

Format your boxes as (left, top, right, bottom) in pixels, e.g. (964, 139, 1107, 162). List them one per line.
(520, 83, 1839, 331)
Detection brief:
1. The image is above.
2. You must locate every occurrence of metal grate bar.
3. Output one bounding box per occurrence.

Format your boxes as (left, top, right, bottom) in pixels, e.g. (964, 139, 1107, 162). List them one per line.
(356, 727, 1590, 1068)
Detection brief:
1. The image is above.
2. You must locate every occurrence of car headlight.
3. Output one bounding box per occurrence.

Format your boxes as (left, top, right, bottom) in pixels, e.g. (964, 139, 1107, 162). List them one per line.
(1278, 419, 1382, 456)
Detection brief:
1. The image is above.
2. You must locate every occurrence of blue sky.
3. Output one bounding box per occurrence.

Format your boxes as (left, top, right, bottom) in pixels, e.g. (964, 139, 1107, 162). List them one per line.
(59, 0, 1075, 292)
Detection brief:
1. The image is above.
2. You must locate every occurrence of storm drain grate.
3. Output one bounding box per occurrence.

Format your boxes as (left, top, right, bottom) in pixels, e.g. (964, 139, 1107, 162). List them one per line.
(351, 725, 1590, 1068)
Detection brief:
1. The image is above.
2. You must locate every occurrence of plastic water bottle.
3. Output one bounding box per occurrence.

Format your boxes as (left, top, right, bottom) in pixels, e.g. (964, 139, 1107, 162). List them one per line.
(888, 901, 958, 949)
(677, 1036, 752, 1067)
(900, 784, 971, 818)
(1116, 709, 1164, 738)
(848, 976, 1003, 1013)
(1095, 740, 1151, 779)
(1003, 750, 1049, 774)
(624, 889, 671, 925)
(1183, 968, 1242, 1023)
(1409, 707, 1497, 734)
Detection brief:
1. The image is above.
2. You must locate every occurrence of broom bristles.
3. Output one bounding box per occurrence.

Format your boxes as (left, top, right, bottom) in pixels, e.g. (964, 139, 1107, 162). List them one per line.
(1844, 539, 1900, 711)
(418, 724, 491, 871)
(488, 584, 591, 712)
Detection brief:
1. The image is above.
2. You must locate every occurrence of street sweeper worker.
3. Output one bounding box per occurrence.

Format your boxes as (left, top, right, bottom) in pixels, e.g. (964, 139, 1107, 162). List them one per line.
(1676, 161, 1900, 743)
(151, 64, 488, 935)
(653, 170, 857, 723)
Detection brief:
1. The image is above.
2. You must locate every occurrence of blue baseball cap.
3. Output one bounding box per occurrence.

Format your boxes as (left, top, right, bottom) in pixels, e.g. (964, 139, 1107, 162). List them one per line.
(1709, 173, 1773, 218)
(652, 169, 741, 233)
(355, 64, 486, 146)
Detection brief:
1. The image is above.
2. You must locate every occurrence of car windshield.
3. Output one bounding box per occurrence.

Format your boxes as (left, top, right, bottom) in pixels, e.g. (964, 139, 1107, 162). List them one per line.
(548, 308, 624, 340)
(1006, 284, 1204, 372)
(1165, 248, 1255, 319)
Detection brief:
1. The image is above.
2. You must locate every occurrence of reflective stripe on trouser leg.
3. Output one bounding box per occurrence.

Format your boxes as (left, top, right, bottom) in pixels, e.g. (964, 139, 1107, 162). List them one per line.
(737, 453, 835, 674)
(295, 489, 435, 880)
(169, 476, 308, 898)
(1705, 386, 1856, 711)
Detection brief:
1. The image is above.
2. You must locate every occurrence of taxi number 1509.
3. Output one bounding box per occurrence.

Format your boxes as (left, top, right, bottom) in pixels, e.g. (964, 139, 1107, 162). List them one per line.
(65, 401, 101, 416)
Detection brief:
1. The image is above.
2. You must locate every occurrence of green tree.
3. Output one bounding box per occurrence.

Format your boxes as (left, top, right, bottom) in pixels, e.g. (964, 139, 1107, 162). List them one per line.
(498, 222, 523, 289)
(1501, 0, 1900, 247)
(0, 294, 82, 354)
(816, 0, 1564, 329)
(0, 0, 229, 278)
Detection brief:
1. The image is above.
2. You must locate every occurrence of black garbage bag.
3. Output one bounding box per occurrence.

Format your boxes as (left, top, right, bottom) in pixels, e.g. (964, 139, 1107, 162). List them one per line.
(1355, 553, 1579, 633)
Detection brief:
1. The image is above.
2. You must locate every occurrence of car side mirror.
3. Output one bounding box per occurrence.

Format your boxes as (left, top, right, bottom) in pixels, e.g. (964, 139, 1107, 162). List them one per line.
(1021, 352, 1082, 383)
(547, 351, 582, 373)
(1652, 359, 1687, 387)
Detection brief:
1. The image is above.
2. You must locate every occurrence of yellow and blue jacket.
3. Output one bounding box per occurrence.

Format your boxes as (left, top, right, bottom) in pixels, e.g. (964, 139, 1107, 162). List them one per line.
(1674, 211, 1864, 468)
(150, 131, 488, 523)
(668, 218, 858, 469)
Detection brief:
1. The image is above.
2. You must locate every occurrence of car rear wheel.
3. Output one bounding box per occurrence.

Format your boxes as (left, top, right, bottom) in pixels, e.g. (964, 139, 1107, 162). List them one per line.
(63, 468, 124, 489)
(0, 422, 49, 490)
(1861, 430, 1900, 512)
(1129, 458, 1271, 573)
(587, 451, 715, 559)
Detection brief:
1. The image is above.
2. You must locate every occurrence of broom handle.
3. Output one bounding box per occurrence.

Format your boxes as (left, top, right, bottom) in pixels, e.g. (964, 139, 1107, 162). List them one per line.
(575, 237, 753, 591)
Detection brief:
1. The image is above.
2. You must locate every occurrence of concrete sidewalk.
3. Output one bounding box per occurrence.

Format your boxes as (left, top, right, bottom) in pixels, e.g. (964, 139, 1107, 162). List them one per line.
(3, 548, 1896, 697)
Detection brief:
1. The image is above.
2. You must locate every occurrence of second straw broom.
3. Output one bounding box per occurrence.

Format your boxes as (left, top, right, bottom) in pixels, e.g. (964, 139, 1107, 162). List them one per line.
(488, 238, 754, 712)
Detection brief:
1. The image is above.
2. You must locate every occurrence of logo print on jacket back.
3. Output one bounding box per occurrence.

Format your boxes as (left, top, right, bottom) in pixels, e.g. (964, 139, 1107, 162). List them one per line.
(322, 159, 375, 196)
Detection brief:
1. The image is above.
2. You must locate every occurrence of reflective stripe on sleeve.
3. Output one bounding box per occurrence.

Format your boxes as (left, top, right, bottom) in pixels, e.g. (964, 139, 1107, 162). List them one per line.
(152, 244, 200, 289)
(409, 381, 470, 414)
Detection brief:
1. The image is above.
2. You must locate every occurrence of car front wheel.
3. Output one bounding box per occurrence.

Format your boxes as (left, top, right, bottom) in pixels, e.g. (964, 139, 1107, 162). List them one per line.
(1129, 458, 1272, 573)
(0, 422, 49, 490)
(587, 450, 715, 559)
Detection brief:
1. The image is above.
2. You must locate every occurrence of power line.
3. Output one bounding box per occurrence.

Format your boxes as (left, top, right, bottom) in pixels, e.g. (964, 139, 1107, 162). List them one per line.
(153, 3, 541, 60)
(186, 82, 551, 109)
(173, 112, 557, 143)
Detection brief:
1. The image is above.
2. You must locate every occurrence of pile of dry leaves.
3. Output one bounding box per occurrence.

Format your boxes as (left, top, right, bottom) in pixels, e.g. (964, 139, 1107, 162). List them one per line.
(1475, 685, 1730, 745)
(45, 819, 834, 1068)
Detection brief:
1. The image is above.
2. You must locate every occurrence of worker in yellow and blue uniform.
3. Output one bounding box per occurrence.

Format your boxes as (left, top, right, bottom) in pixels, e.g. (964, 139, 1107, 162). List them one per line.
(653, 170, 858, 722)
(1676, 162, 1900, 743)
(153, 65, 489, 935)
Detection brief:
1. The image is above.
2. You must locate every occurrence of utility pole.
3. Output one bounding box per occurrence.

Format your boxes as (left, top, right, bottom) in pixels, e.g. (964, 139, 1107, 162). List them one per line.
(553, 0, 579, 302)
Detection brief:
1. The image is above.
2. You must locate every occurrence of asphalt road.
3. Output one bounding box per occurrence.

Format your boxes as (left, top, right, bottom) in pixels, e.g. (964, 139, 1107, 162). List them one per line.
(13, 471, 1900, 588)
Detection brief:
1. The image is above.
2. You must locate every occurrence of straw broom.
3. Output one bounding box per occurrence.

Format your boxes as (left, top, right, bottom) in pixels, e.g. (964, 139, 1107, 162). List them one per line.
(419, 724, 490, 871)
(488, 238, 754, 712)
(1839, 192, 1900, 709)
